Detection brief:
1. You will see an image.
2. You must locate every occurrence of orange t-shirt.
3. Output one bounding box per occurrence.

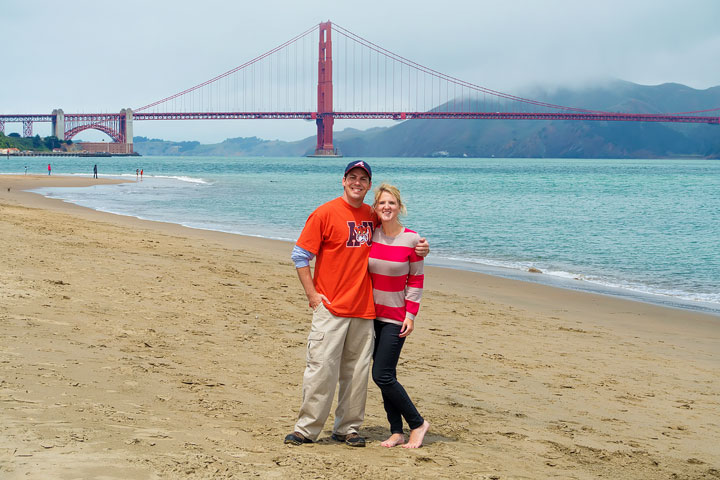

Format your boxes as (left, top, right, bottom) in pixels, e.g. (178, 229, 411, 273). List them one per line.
(297, 197, 376, 319)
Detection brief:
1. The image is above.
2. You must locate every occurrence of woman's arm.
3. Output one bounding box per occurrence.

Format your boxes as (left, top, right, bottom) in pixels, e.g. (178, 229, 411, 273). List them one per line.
(402, 239, 424, 337)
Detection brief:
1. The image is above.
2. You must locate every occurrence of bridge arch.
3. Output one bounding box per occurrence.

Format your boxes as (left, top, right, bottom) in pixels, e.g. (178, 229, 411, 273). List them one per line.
(64, 123, 124, 143)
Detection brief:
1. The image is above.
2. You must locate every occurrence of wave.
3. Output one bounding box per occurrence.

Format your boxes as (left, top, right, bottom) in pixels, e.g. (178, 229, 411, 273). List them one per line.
(11, 171, 211, 185)
(151, 175, 211, 185)
(45, 172, 211, 185)
(434, 254, 720, 312)
(109, 173, 211, 184)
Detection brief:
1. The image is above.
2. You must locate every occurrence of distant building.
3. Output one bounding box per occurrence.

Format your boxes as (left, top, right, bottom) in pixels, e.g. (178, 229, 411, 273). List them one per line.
(75, 142, 134, 154)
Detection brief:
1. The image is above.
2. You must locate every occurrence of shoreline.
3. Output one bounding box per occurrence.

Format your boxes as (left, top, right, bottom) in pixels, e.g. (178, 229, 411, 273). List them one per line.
(19, 173, 720, 318)
(427, 257, 720, 318)
(5, 175, 720, 325)
(2, 175, 719, 478)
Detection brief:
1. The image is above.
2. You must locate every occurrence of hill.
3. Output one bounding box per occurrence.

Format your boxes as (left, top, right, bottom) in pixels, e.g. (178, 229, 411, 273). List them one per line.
(0, 132, 70, 152)
(132, 80, 720, 158)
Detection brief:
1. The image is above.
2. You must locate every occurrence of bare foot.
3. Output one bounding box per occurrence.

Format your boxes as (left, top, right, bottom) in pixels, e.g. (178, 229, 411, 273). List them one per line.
(402, 420, 430, 448)
(380, 433, 406, 447)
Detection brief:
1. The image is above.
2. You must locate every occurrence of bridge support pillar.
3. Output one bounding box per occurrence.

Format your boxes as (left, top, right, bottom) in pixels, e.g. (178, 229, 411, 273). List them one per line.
(52, 109, 65, 139)
(120, 108, 134, 154)
(315, 115, 335, 155)
(22, 120, 33, 137)
(312, 21, 340, 157)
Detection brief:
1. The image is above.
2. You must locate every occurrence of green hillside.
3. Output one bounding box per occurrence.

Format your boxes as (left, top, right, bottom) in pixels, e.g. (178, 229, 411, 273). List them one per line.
(0, 132, 70, 152)
(132, 80, 720, 158)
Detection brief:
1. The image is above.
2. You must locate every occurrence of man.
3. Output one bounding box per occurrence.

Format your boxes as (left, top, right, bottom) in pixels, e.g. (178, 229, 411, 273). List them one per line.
(285, 160, 428, 447)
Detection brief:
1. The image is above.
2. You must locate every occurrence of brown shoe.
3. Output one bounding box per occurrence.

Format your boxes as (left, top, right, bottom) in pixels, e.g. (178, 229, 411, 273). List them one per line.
(284, 431, 313, 445)
(331, 432, 366, 447)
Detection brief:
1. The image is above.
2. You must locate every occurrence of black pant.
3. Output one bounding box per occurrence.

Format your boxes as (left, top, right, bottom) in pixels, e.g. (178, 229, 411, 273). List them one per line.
(372, 320, 424, 434)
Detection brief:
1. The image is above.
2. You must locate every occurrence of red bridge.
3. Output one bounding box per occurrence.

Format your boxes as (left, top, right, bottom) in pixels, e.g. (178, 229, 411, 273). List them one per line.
(1, 21, 718, 155)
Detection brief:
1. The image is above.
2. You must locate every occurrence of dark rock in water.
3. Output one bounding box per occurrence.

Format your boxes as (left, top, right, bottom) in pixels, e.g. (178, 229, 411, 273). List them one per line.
(528, 267, 542, 274)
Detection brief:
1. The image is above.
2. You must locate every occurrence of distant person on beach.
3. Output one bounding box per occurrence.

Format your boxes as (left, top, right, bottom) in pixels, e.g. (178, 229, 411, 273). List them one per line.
(24, 165, 27, 175)
(48, 164, 51, 176)
(93, 164, 98, 179)
(369, 183, 430, 448)
(136, 168, 139, 180)
(140, 169, 143, 180)
(285, 161, 429, 448)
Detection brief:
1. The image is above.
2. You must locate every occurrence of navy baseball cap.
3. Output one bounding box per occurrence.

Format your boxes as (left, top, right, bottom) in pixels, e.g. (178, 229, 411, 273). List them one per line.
(344, 160, 372, 179)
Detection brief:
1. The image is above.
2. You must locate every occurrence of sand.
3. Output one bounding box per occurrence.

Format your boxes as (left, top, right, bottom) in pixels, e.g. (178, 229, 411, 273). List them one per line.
(1, 175, 719, 480)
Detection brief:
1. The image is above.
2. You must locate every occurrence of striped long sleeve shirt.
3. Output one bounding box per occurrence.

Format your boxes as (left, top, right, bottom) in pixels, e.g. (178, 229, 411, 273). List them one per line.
(368, 226, 424, 325)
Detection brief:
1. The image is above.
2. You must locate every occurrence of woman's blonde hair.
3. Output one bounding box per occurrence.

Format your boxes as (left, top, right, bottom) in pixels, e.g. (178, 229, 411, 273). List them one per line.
(373, 183, 407, 216)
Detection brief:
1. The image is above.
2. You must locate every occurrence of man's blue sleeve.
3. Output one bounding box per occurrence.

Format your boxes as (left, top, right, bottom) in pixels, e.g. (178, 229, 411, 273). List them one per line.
(291, 245, 315, 268)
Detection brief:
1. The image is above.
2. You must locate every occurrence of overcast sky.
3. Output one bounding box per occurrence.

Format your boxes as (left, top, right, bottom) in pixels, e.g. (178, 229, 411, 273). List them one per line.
(3, 0, 719, 143)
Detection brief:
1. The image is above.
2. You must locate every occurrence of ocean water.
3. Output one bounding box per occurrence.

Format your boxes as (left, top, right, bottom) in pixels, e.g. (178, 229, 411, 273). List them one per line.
(3, 155, 719, 315)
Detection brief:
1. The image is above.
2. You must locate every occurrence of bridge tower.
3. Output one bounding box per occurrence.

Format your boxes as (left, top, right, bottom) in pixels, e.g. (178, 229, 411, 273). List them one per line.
(120, 108, 133, 152)
(312, 21, 339, 157)
(52, 109, 65, 139)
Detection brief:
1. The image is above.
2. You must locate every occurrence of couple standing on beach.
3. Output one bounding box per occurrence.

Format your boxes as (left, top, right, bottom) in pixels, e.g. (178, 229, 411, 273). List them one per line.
(285, 160, 431, 449)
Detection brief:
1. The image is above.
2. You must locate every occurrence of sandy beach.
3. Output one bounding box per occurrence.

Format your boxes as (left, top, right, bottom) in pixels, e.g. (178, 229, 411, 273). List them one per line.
(1, 175, 719, 479)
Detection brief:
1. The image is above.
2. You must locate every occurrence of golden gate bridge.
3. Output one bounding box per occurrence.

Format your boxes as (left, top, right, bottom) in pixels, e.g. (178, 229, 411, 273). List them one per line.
(1, 21, 718, 155)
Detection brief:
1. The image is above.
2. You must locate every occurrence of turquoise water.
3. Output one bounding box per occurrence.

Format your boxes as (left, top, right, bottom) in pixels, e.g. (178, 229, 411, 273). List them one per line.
(3, 155, 719, 315)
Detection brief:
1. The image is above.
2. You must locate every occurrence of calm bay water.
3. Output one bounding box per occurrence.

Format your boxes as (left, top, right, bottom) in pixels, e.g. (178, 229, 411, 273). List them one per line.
(3, 155, 719, 315)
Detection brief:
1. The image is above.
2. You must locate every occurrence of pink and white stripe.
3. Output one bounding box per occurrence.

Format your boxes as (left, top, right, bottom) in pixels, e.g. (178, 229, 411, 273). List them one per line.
(368, 227, 424, 325)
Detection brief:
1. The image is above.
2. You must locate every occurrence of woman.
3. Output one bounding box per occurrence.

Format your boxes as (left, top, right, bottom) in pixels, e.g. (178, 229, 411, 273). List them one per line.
(369, 183, 430, 448)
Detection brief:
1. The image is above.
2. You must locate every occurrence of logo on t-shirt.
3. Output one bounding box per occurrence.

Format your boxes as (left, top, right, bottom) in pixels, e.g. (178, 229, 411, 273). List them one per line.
(346, 221, 374, 247)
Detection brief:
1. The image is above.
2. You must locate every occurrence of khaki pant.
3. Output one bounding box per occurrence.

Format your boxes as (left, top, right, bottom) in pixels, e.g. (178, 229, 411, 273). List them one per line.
(294, 304, 375, 441)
